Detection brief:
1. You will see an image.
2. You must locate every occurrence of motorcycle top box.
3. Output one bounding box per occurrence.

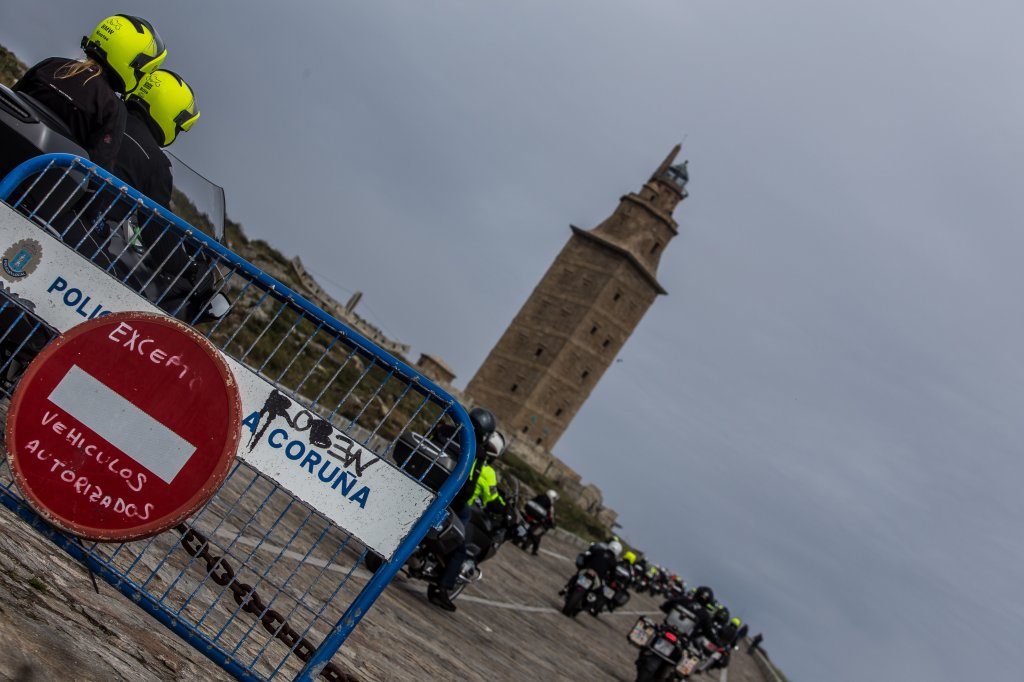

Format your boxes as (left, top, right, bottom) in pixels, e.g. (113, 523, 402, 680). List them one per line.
(393, 432, 457, 493)
(628, 616, 656, 647)
(525, 499, 546, 519)
(665, 606, 698, 636)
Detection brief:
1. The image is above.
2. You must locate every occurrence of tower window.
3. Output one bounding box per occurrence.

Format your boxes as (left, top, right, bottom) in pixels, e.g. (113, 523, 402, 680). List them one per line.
(535, 347, 544, 357)
(535, 437, 543, 445)
(602, 338, 611, 348)
(650, 241, 661, 254)
(590, 325, 598, 335)
(555, 408, 563, 417)
(613, 291, 622, 302)
(522, 425, 529, 434)
(510, 383, 518, 393)
(581, 370, 590, 380)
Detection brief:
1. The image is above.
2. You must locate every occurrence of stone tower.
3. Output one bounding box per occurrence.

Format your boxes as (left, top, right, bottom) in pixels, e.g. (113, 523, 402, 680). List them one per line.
(465, 145, 689, 448)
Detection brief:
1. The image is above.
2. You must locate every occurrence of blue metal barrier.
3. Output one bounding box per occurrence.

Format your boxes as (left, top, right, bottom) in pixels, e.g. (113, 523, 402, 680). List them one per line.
(0, 154, 475, 681)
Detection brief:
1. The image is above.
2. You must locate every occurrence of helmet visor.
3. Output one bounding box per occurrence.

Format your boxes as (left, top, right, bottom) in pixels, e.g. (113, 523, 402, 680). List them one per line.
(174, 108, 200, 134)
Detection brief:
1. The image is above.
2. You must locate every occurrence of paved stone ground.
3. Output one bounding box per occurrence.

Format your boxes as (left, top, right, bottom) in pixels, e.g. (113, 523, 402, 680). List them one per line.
(0, 491, 771, 682)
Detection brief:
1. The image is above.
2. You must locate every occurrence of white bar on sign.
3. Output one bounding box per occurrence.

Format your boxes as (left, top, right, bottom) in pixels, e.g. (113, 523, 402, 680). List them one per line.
(47, 365, 197, 483)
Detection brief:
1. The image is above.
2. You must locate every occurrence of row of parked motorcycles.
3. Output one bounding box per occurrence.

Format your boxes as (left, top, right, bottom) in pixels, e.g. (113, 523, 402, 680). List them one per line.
(559, 551, 736, 681)
(626, 603, 729, 682)
(633, 568, 676, 598)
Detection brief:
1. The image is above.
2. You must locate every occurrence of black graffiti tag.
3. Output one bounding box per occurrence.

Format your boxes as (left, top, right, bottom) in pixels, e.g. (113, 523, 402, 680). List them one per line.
(247, 390, 332, 450)
(247, 390, 379, 476)
(328, 431, 379, 477)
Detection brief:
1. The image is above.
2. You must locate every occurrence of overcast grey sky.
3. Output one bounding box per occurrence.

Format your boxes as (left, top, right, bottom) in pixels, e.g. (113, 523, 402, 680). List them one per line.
(4, 2, 1024, 680)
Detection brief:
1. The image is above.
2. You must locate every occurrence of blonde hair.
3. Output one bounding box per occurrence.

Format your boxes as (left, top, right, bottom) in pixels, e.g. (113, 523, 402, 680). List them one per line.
(55, 58, 103, 85)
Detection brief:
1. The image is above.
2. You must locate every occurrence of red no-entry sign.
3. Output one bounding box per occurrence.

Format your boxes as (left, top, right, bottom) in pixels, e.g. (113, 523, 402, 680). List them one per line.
(5, 312, 241, 541)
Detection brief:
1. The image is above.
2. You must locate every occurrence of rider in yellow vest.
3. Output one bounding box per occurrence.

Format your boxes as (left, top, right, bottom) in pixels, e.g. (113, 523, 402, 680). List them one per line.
(467, 459, 504, 508)
(429, 420, 507, 612)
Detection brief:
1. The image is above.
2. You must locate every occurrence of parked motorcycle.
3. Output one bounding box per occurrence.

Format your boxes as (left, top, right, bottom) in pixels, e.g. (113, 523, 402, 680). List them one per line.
(634, 571, 652, 594)
(561, 567, 602, 618)
(512, 497, 551, 551)
(627, 602, 704, 681)
(600, 561, 634, 614)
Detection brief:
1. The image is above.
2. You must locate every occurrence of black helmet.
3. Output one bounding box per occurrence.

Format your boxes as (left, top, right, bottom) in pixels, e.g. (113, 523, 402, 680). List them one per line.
(694, 585, 715, 606)
(713, 606, 731, 625)
(469, 407, 496, 442)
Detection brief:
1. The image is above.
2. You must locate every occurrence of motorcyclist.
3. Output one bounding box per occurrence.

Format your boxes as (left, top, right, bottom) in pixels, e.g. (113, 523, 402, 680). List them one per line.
(108, 69, 203, 278)
(720, 616, 742, 649)
(428, 408, 505, 612)
(633, 555, 647, 583)
(13, 15, 166, 170)
(734, 619, 749, 648)
(115, 69, 200, 209)
(606, 551, 635, 613)
(705, 606, 734, 670)
(522, 489, 558, 555)
(659, 584, 716, 643)
(560, 539, 622, 596)
(664, 574, 686, 601)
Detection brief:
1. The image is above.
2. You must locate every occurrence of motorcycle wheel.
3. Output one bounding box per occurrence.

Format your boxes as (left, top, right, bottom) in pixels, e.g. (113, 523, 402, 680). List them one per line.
(561, 588, 586, 617)
(635, 652, 668, 682)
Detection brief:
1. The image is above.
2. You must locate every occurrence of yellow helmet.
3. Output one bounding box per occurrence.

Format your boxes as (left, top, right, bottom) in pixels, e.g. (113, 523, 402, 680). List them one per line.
(127, 70, 199, 147)
(623, 550, 636, 565)
(82, 15, 167, 93)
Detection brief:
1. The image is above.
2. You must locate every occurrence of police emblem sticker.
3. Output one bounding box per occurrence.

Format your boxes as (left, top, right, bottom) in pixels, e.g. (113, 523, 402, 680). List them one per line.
(1, 239, 42, 282)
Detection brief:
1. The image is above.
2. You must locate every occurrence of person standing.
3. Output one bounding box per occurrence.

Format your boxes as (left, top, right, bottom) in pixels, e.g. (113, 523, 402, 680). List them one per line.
(522, 489, 558, 555)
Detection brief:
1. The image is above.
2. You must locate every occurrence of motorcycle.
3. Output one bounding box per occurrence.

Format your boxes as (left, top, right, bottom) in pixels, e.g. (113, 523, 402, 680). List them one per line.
(561, 567, 601, 618)
(634, 571, 651, 594)
(512, 497, 551, 551)
(693, 636, 728, 673)
(627, 603, 703, 681)
(0, 83, 229, 381)
(598, 561, 634, 614)
(365, 433, 521, 602)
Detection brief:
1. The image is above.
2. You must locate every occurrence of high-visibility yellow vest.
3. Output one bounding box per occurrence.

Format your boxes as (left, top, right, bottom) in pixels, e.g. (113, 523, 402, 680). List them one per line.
(467, 464, 503, 507)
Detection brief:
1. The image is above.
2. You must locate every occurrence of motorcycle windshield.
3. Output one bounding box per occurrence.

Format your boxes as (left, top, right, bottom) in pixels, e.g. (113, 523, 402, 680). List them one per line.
(165, 151, 225, 241)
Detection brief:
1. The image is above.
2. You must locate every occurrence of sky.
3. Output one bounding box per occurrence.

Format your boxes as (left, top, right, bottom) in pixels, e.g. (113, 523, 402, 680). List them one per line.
(4, 2, 1024, 680)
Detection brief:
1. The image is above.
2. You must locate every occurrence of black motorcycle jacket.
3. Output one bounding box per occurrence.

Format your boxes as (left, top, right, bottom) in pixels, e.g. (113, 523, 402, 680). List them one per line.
(115, 112, 173, 208)
(717, 622, 739, 648)
(577, 545, 618, 581)
(14, 57, 126, 170)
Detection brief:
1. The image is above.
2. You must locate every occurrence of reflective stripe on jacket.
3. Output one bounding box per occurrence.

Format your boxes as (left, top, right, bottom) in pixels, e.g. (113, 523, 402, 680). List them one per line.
(467, 464, 502, 507)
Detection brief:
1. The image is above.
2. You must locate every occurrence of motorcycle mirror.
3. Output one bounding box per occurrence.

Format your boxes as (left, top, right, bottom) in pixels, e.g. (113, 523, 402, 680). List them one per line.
(205, 293, 231, 319)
